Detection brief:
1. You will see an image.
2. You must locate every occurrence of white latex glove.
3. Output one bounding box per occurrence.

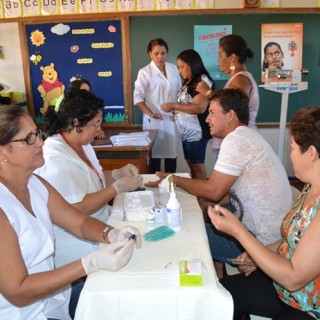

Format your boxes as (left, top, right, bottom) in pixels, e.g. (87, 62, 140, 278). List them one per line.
(108, 225, 142, 249)
(112, 175, 143, 194)
(112, 164, 139, 179)
(81, 239, 135, 274)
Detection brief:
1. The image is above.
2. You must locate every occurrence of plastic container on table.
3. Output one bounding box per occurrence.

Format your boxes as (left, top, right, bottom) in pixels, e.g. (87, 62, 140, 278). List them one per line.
(124, 190, 155, 222)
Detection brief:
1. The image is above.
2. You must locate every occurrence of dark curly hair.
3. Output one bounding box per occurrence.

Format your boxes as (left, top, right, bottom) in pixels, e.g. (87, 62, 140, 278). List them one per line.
(290, 107, 320, 156)
(68, 78, 92, 92)
(43, 90, 104, 136)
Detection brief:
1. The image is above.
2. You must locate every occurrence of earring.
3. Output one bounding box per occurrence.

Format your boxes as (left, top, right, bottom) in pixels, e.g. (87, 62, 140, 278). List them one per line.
(1, 159, 8, 166)
(230, 63, 235, 72)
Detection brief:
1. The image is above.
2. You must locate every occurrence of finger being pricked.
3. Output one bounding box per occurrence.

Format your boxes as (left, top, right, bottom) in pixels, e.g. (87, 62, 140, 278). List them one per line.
(144, 171, 169, 188)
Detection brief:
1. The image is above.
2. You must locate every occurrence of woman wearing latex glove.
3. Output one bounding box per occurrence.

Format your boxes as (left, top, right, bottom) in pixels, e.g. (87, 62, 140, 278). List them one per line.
(0, 105, 141, 320)
(82, 239, 135, 274)
(112, 175, 143, 194)
(35, 90, 142, 268)
(108, 225, 142, 249)
(112, 164, 139, 179)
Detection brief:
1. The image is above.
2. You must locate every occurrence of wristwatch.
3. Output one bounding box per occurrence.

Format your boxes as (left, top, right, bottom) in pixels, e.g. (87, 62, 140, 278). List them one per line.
(102, 225, 114, 243)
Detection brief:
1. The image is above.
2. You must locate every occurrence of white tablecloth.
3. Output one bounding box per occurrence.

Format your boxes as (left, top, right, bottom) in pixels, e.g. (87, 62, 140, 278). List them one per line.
(75, 174, 233, 320)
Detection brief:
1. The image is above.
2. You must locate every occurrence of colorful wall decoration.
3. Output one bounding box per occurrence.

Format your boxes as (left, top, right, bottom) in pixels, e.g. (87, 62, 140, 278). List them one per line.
(25, 19, 125, 123)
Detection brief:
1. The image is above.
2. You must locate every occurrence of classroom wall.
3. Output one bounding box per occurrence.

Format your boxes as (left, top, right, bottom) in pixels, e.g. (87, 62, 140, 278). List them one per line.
(0, 22, 25, 94)
(130, 14, 320, 124)
(0, 19, 296, 176)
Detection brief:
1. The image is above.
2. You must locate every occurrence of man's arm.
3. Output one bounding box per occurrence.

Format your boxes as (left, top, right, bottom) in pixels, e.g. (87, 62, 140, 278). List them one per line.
(174, 170, 238, 203)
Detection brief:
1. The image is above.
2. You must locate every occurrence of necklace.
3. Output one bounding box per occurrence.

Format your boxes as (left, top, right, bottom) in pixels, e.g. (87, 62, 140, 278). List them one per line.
(59, 132, 104, 188)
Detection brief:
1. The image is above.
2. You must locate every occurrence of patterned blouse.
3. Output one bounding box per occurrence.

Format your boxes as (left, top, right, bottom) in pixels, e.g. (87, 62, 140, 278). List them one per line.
(175, 74, 212, 142)
(274, 184, 320, 319)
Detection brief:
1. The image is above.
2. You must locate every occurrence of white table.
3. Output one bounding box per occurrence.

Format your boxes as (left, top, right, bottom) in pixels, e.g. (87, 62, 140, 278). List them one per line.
(75, 174, 233, 320)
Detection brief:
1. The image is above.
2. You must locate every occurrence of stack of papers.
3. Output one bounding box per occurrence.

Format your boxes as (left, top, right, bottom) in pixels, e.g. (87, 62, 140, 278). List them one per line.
(110, 131, 151, 146)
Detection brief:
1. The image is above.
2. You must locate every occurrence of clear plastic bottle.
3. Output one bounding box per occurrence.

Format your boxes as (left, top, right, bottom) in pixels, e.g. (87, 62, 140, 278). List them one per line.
(147, 211, 155, 229)
(166, 182, 182, 231)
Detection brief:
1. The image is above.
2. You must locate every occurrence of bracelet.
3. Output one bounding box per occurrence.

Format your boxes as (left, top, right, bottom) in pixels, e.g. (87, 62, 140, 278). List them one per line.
(102, 225, 114, 243)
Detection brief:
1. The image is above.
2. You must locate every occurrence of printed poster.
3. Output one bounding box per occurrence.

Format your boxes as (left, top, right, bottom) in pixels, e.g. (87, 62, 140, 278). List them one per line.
(194, 25, 232, 80)
(261, 23, 303, 83)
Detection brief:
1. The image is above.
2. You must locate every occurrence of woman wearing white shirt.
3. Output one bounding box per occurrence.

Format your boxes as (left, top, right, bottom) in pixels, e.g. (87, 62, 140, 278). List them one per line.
(134, 38, 182, 173)
(36, 90, 142, 268)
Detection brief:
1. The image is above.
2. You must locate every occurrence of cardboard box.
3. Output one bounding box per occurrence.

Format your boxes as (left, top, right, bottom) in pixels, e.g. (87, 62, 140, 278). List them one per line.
(179, 259, 202, 287)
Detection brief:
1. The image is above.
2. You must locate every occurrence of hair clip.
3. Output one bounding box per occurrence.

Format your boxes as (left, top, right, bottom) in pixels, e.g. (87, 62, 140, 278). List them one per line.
(54, 94, 64, 113)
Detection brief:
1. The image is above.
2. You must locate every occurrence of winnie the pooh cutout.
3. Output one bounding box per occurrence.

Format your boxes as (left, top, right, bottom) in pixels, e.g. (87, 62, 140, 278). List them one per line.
(37, 63, 65, 114)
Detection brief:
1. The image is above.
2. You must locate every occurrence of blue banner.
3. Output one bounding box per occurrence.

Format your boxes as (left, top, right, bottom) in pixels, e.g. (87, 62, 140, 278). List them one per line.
(194, 25, 232, 81)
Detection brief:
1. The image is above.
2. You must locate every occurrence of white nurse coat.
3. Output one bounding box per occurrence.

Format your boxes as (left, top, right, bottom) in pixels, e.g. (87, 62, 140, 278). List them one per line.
(134, 61, 182, 158)
(35, 134, 109, 268)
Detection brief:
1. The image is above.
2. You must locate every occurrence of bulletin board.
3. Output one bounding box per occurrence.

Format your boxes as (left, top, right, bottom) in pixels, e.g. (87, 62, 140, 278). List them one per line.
(24, 19, 127, 124)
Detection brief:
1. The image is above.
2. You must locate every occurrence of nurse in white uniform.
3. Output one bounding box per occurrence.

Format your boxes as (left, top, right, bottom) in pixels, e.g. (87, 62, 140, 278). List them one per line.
(134, 38, 181, 173)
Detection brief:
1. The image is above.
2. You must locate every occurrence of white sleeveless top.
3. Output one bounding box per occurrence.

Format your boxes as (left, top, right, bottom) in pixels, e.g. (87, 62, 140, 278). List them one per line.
(0, 175, 71, 320)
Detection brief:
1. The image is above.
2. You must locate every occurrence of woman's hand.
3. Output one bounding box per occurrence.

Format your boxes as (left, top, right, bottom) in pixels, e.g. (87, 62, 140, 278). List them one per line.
(112, 176, 143, 194)
(108, 226, 142, 249)
(95, 130, 106, 139)
(82, 239, 135, 273)
(112, 164, 139, 179)
(207, 205, 244, 238)
(169, 114, 175, 122)
(235, 252, 257, 276)
(150, 112, 163, 120)
(160, 103, 174, 113)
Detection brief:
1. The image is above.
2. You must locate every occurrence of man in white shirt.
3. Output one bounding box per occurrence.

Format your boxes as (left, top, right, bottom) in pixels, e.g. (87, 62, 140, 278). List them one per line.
(147, 88, 292, 277)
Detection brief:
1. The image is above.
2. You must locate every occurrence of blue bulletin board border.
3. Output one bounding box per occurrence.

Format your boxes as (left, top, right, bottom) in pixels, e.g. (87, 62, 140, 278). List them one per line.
(25, 19, 125, 124)
(194, 25, 232, 81)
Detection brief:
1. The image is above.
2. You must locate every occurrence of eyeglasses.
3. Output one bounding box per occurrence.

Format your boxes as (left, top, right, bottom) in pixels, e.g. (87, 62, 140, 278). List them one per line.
(88, 121, 102, 129)
(10, 129, 43, 145)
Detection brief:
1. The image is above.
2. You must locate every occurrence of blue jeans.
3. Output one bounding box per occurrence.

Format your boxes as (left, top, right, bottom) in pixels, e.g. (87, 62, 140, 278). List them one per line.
(152, 158, 177, 173)
(69, 280, 84, 319)
(205, 223, 244, 263)
(48, 279, 84, 320)
(182, 139, 208, 164)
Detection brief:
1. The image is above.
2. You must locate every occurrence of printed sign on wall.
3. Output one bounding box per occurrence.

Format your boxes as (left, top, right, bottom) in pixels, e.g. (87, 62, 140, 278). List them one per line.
(261, 22, 303, 83)
(194, 25, 232, 80)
